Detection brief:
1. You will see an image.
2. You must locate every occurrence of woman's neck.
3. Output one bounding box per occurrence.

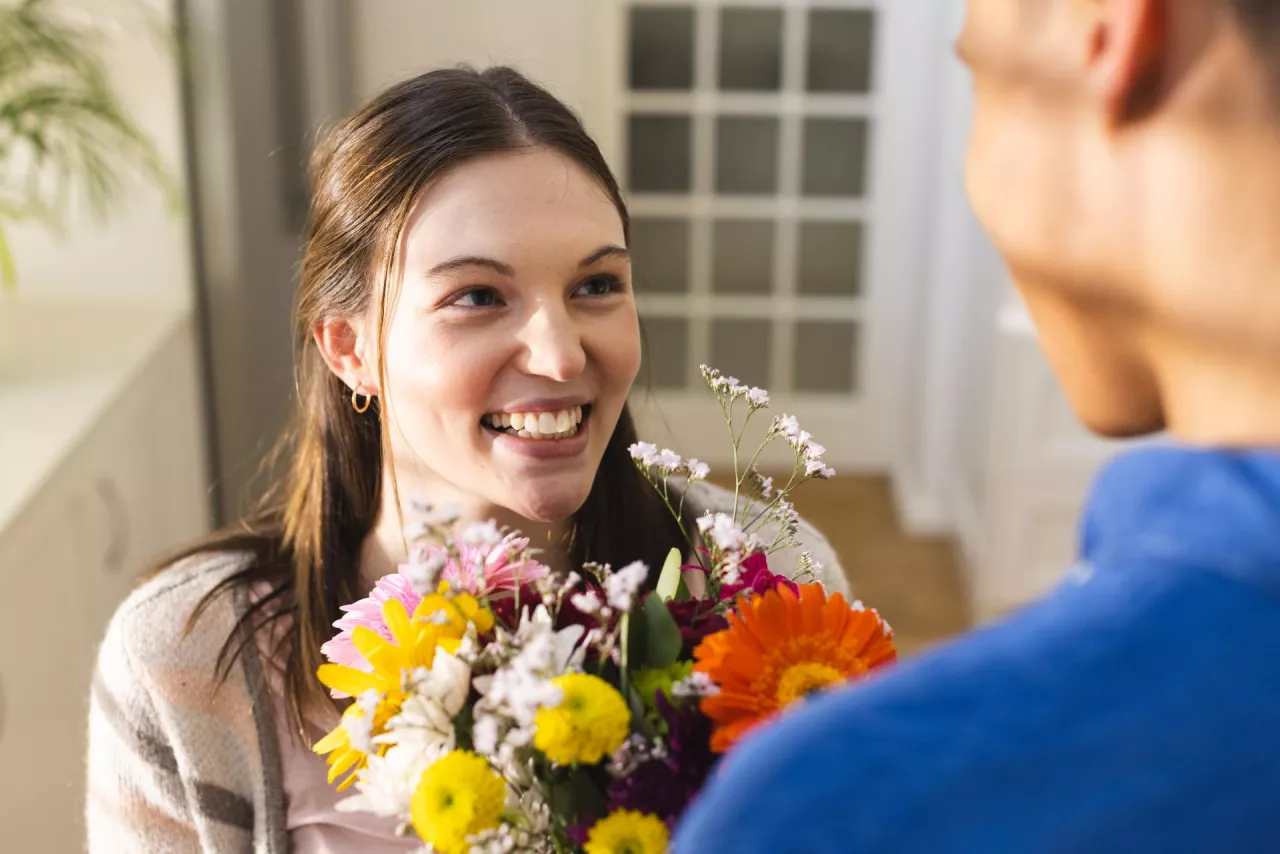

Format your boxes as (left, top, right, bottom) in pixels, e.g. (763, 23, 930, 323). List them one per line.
(358, 469, 574, 591)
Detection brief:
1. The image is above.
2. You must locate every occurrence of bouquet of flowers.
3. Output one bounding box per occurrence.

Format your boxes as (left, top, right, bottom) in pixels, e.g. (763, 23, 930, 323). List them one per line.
(313, 366, 897, 853)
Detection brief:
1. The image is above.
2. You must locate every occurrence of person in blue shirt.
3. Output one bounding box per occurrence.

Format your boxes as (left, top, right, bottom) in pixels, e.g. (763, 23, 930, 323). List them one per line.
(673, 1, 1280, 851)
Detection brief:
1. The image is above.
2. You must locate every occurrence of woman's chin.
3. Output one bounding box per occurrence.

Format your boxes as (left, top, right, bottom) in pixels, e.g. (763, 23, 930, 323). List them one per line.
(502, 484, 591, 525)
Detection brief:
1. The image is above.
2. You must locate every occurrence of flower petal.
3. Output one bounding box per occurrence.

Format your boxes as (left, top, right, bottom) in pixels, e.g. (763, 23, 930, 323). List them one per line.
(317, 663, 381, 698)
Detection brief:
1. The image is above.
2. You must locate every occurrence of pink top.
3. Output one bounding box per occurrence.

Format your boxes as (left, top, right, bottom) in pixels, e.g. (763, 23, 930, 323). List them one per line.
(253, 584, 420, 853)
(266, 687, 420, 853)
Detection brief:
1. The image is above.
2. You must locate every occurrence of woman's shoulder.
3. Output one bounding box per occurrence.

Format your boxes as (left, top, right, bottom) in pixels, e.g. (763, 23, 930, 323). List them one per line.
(99, 550, 255, 676)
(680, 480, 850, 597)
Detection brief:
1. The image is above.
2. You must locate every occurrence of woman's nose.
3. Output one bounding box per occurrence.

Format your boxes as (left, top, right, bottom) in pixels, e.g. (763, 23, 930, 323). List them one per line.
(517, 304, 587, 382)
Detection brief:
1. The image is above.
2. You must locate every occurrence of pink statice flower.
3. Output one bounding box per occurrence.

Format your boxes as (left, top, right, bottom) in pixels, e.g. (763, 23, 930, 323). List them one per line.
(320, 532, 548, 674)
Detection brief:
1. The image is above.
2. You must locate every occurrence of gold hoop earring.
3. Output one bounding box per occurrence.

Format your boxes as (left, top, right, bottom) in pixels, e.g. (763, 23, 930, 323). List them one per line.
(351, 389, 372, 414)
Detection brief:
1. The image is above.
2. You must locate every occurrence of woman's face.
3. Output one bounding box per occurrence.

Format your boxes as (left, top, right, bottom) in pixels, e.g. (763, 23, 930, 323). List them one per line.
(377, 147, 640, 523)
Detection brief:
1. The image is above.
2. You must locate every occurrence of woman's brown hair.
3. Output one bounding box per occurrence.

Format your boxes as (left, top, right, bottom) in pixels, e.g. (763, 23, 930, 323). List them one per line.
(172, 66, 689, 732)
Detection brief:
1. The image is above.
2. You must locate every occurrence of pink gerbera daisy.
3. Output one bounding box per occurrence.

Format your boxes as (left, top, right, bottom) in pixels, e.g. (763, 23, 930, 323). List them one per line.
(319, 532, 547, 673)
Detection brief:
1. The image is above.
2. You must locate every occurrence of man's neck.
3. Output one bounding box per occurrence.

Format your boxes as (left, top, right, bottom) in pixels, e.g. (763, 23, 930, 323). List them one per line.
(1149, 337, 1280, 447)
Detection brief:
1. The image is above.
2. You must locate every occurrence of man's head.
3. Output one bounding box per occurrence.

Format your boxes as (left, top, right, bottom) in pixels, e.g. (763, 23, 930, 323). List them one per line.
(961, 0, 1280, 443)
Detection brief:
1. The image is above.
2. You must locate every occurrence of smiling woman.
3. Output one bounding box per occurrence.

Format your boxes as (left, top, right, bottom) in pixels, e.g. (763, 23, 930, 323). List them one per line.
(83, 66, 846, 853)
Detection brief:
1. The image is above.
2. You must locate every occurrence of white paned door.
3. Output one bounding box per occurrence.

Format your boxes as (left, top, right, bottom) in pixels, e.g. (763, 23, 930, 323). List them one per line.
(617, 0, 943, 471)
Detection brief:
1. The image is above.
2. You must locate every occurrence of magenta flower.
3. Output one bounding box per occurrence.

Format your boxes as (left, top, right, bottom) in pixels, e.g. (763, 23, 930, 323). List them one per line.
(718, 551, 798, 601)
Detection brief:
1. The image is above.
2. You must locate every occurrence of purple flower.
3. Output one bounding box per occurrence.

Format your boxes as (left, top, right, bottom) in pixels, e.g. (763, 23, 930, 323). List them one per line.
(607, 758, 689, 822)
(664, 597, 729, 655)
(606, 693, 717, 825)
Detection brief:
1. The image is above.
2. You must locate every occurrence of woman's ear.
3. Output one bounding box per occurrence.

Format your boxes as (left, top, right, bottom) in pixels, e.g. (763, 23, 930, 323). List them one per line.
(314, 317, 379, 396)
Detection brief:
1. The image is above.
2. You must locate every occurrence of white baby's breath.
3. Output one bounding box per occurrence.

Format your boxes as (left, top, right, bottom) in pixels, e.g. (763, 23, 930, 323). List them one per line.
(604, 560, 649, 611)
(569, 588, 603, 615)
(685, 458, 711, 481)
(628, 441, 659, 466)
(671, 671, 721, 700)
(698, 512, 745, 553)
(342, 690, 381, 755)
(773, 414, 801, 441)
(402, 550, 447, 596)
(754, 472, 774, 500)
(461, 519, 504, 547)
(655, 448, 683, 472)
(470, 606, 588, 771)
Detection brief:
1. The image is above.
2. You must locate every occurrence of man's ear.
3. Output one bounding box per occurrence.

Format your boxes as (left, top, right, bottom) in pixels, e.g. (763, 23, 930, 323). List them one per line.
(314, 317, 379, 397)
(1085, 0, 1169, 124)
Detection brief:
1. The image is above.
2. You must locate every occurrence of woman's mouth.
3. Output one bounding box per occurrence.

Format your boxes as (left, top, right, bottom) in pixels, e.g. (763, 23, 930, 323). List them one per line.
(480, 404, 590, 440)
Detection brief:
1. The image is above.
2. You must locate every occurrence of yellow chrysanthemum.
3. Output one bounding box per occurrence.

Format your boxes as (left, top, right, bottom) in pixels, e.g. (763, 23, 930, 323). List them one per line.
(411, 750, 505, 854)
(314, 595, 492, 788)
(584, 810, 669, 854)
(533, 673, 630, 766)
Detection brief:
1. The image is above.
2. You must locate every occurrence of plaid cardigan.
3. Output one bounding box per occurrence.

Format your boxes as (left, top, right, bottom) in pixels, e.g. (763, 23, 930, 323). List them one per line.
(85, 483, 847, 852)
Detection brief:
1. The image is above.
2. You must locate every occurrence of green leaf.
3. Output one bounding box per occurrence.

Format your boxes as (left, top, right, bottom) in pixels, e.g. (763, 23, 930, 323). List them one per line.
(625, 606, 647, 670)
(655, 547, 683, 602)
(547, 771, 607, 824)
(618, 610, 632, 699)
(643, 592, 683, 669)
(627, 685, 657, 740)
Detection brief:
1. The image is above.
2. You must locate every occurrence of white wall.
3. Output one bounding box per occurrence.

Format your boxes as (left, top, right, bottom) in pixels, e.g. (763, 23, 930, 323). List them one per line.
(6, 0, 193, 304)
(887, 0, 1003, 534)
(350, 0, 623, 162)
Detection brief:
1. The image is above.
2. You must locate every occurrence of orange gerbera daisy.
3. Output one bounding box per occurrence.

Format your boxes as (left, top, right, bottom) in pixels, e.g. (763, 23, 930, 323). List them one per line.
(693, 583, 896, 753)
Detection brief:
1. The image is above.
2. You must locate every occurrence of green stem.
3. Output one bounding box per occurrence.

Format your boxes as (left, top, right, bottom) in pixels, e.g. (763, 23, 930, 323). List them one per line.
(619, 610, 631, 701)
(735, 438, 769, 527)
(725, 398, 745, 521)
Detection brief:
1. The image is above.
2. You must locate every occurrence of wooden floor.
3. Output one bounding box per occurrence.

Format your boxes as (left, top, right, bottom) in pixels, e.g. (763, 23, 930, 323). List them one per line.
(734, 474, 972, 656)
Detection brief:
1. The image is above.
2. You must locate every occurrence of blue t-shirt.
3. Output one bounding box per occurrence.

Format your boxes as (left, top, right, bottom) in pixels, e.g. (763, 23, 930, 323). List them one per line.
(672, 447, 1280, 853)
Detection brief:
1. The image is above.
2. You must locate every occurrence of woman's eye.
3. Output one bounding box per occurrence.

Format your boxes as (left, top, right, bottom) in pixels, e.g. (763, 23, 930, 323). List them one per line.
(451, 287, 502, 308)
(575, 275, 624, 297)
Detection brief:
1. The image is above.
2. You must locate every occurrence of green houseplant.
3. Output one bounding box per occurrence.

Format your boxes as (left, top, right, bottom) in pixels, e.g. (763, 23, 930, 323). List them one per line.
(0, 0, 177, 291)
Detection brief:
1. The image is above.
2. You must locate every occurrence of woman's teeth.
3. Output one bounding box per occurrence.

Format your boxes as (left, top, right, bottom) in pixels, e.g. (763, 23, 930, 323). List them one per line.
(482, 406, 584, 439)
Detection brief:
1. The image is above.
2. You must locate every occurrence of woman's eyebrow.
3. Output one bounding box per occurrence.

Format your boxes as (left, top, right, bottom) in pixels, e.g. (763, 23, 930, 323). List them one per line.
(579, 245, 630, 268)
(424, 246, 628, 278)
(425, 256, 516, 278)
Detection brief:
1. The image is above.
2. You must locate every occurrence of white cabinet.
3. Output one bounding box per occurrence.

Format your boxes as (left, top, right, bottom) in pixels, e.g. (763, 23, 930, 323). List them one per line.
(0, 310, 210, 851)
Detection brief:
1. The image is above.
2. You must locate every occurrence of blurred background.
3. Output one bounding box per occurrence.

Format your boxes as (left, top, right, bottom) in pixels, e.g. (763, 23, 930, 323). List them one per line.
(0, 0, 1134, 846)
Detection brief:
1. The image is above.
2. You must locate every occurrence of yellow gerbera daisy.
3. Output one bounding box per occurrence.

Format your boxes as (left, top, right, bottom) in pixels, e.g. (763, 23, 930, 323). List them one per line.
(418, 584, 496, 636)
(411, 750, 505, 854)
(309, 696, 398, 790)
(533, 673, 630, 766)
(584, 810, 669, 854)
(314, 595, 493, 787)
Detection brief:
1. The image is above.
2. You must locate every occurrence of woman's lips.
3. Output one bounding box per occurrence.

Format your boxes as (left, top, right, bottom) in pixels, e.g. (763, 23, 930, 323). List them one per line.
(487, 414, 591, 460)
